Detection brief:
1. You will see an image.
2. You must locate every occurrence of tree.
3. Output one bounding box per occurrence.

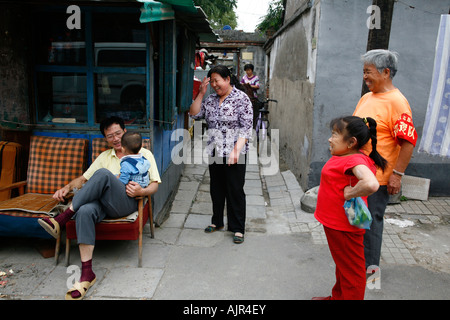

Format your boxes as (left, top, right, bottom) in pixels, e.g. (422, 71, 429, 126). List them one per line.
(361, 0, 395, 95)
(256, 0, 284, 33)
(194, 0, 238, 29)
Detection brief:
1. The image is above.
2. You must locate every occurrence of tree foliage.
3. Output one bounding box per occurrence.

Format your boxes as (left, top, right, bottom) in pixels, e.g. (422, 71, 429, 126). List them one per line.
(194, 0, 238, 29)
(256, 0, 284, 33)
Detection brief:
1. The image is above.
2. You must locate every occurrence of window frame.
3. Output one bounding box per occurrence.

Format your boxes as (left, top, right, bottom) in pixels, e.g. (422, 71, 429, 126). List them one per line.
(32, 5, 151, 129)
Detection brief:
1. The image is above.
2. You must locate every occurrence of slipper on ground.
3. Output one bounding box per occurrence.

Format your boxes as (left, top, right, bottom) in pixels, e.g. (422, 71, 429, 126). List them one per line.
(65, 278, 97, 300)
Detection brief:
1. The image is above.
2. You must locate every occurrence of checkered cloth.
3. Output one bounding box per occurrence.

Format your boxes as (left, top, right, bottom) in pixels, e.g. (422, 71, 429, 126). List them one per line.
(27, 136, 88, 194)
(91, 137, 151, 162)
(0, 136, 88, 239)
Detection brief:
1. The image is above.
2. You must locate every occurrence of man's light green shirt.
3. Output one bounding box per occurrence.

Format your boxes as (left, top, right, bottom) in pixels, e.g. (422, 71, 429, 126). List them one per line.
(83, 148, 161, 184)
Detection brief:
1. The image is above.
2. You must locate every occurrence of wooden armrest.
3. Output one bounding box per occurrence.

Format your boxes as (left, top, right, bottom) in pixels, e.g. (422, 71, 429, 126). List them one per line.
(135, 195, 149, 202)
(0, 180, 27, 194)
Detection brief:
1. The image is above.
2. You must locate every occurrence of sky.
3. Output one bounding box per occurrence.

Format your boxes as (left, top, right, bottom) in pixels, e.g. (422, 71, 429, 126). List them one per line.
(235, 0, 272, 32)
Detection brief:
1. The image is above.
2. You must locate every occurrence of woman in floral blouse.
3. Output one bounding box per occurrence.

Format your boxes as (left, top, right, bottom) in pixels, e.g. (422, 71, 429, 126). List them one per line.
(189, 65, 253, 244)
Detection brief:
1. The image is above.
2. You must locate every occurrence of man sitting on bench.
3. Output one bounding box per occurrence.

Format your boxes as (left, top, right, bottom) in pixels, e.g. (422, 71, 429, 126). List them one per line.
(38, 116, 161, 300)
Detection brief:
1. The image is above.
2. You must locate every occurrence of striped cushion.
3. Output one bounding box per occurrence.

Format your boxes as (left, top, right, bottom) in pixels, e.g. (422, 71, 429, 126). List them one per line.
(0, 193, 59, 214)
(0, 210, 49, 219)
(91, 137, 151, 162)
(27, 136, 88, 194)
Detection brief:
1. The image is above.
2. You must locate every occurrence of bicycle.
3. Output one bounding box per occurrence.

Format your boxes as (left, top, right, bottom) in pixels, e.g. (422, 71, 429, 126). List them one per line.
(254, 98, 277, 156)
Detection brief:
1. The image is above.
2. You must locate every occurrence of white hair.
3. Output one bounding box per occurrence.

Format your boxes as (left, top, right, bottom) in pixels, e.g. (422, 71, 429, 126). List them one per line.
(361, 49, 399, 79)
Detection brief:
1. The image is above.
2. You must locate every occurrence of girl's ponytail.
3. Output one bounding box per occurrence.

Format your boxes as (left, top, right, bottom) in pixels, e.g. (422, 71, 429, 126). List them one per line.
(365, 117, 387, 171)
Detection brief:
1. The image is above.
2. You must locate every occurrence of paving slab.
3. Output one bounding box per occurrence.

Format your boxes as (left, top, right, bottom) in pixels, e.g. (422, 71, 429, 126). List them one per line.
(152, 233, 335, 300)
(163, 213, 187, 229)
(190, 202, 213, 214)
(92, 267, 164, 299)
(176, 229, 225, 247)
(184, 214, 213, 229)
(246, 195, 265, 206)
(169, 200, 192, 213)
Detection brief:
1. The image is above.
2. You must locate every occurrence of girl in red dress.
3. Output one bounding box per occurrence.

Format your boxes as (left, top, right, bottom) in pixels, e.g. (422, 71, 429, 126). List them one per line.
(313, 116, 387, 300)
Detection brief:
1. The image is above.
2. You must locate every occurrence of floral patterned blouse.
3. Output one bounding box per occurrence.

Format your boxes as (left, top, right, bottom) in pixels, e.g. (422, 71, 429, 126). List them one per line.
(190, 86, 253, 157)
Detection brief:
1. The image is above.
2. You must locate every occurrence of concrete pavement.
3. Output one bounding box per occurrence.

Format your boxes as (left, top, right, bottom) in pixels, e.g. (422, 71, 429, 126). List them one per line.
(1, 139, 450, 302)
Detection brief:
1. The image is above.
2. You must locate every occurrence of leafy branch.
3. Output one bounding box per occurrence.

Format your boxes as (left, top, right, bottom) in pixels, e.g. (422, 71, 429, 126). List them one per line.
(194, 0, 238, 29)
(256, 0, 284, 33)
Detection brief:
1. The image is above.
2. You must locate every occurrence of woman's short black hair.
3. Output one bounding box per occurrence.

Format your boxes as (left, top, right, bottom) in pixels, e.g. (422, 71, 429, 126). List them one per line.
(207, 65, 244, 89)
(207, 64, 231, 79)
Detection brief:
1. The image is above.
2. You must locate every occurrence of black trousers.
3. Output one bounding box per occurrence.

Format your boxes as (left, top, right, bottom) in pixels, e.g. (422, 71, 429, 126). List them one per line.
(208, 155, 247, 234)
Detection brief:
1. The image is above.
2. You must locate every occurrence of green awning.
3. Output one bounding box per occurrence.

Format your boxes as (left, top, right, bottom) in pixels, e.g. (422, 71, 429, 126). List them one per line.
(138, 0, 220, 42)
(157, 0, 198, 13)
(138, 0, 175, 23)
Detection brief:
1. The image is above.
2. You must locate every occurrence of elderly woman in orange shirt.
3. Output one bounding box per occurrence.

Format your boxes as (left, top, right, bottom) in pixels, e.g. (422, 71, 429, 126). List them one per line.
(353, 49, 417, 272)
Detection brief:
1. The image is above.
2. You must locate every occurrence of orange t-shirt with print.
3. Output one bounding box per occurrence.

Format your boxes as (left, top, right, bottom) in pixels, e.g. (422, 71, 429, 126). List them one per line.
(353, 88, 417, 185)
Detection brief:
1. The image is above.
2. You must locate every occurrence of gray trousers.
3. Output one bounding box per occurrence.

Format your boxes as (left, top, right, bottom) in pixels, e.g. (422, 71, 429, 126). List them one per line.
(364, 186, 389, 268)
(72, 168, 138, 245)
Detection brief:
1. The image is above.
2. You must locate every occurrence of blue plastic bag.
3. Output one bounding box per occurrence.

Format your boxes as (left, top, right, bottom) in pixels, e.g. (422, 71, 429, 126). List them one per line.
(343, 197, 373, 229)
